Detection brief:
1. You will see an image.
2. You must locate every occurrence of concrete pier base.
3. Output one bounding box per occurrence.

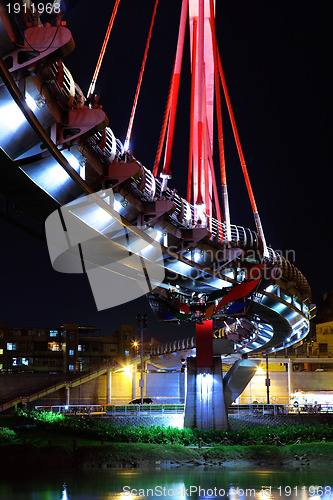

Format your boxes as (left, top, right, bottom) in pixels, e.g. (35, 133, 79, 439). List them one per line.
(184, 356, 228, 430)
(184, 356, 260, 430)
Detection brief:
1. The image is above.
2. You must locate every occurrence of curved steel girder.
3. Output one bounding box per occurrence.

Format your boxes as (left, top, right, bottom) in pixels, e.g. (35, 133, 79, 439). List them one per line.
(246, 301, 293, 354)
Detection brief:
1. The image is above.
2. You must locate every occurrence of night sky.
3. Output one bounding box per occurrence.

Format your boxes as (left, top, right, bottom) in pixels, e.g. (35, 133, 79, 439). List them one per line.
(0, 0, 332, 340)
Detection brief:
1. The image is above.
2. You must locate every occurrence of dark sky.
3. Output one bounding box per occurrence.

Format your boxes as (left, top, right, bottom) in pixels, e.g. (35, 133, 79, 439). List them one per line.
(1, 0, 332, 340)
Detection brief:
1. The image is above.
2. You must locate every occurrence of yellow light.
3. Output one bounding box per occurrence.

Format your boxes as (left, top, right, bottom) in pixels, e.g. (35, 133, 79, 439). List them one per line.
(256, 366, 265, 375)
(133, 341, 138, 347)
(123, 365, 132, 375)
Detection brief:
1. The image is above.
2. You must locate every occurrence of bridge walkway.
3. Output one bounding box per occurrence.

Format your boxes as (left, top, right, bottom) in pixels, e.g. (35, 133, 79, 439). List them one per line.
(0, 365, 116, 413)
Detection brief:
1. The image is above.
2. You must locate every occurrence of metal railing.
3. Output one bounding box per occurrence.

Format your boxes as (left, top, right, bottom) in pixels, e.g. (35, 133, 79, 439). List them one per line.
(105, 404, 185, 415)
(228, 403, 333, 416)
(35, 404, 185, 416)
(36, 403, 333, 417)
(35, 405, 105, 416)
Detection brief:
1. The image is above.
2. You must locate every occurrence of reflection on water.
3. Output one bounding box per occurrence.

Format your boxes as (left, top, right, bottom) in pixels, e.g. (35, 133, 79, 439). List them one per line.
(1, 469, 333, 500)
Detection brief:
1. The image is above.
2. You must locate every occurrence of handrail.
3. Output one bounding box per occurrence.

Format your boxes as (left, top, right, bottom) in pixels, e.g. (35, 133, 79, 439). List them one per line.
(34, 403, 185, 416)
(228, 403, 333, 415)
(0, 364, 118, 413)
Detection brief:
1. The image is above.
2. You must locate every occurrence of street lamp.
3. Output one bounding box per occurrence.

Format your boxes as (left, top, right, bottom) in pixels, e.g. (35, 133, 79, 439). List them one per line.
(136, 313, 148, 405)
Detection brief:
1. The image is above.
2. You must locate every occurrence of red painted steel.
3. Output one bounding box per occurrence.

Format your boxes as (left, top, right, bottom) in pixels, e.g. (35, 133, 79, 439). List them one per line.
(125, 0, 159, 150)
(161, 0, 189, 177)
(187, 17, 198, 203)
(214, 275, 262, 315)
(87, 0, 121, 99)
(196, 320, 214, 369)
(217, 51, 258, 214)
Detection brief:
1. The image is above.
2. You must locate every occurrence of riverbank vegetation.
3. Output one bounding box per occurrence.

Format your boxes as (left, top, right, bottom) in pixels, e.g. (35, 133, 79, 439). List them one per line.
(0, 410, 333, 471)
(4, 409, 333, 446)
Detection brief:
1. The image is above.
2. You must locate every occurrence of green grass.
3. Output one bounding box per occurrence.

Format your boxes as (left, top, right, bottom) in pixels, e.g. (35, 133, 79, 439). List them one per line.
(1, 411, 333, 471)
(0, 411, 333, 446)
(74, 442, 202, 464)
(203, 442, 333, 464)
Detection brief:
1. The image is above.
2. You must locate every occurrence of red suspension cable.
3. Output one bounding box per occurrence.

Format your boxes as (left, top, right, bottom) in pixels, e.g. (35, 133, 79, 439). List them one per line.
(205, 120, 222, 222)
(87, 0, 121, 100)
(217, 51, 258, 213)
(209, 0, 230, 243)
(187, 17, 197, 203)
(161, 0, 189, 178)
(195, 0, 205, 206)
(217, 48, 268, 255)
(153, 67, 174, 177)
(209, 0, 225, 186)
(124, 0, 159, 151)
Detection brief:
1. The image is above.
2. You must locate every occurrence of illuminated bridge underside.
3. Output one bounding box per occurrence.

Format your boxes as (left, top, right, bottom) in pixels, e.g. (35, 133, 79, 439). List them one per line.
(0, 6, 312, 358)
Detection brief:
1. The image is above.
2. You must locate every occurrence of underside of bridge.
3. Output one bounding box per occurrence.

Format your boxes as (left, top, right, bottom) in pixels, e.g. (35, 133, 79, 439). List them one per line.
(0, 2, 315, 429)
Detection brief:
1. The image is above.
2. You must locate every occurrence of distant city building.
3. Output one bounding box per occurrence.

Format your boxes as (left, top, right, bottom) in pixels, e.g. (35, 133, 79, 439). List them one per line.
(315, 291, 333, 324)
(0, 322, 133, 373)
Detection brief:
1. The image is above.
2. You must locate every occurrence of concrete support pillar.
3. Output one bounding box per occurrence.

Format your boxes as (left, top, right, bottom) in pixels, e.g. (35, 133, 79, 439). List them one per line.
(106, 370, 112, 405)
(287, 359, 293, 400)
(65, 386, 70, 406)
(184, 356, 260, 430)
(184, 356, 228, 430)
(132, 366, 136, 400)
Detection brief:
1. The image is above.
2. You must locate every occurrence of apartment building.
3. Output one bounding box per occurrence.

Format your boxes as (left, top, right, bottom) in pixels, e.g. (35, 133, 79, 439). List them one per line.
(0, 322, 133, 373)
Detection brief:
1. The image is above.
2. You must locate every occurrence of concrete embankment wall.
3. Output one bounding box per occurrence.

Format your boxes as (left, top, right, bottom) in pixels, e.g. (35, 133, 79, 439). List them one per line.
(293, 371, 333, 391)
(0, 371, 185, 407)
(241, 371, 289, 404)
(1, 370, 333, 408)
(240, 370, 333, 404)
(102, 415, 184, 428)
(229, 413, 333, 430)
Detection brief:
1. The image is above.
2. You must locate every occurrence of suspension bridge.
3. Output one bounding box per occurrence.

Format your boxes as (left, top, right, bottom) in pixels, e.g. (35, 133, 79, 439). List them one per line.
(0, 0, 314, 428)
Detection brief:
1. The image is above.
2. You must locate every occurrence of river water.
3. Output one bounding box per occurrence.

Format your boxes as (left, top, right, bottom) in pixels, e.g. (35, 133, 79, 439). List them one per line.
(1, 469, 332, 500)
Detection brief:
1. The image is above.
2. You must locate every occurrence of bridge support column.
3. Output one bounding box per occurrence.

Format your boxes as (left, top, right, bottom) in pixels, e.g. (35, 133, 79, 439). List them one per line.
(184, 320, 228, 429)
(184, 356, 228, 429)
(106, 370, 112, 405)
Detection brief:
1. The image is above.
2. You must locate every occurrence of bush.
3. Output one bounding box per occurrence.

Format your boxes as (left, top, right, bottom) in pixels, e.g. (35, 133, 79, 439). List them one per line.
(14, 410, 333, 446)
(0, 426, 16, 443)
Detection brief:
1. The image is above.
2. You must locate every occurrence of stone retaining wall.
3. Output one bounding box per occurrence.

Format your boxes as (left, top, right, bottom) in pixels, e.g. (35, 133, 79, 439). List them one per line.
(102, 413, 333, 430)
(103, 414, 184, 428)
(229, 413, 333, 430)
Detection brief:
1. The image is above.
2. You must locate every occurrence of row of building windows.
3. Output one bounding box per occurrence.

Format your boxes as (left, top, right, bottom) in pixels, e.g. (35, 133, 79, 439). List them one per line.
(1, 343, 118, 353)
(0, 323, 133, 373)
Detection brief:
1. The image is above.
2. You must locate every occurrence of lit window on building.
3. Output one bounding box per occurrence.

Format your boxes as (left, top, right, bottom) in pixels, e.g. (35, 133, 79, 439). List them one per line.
(12, 358, 18, 366)
(22, 358, 29, 366)
(48, 342, 61, 351)
(0, 348, 3, 355)
(68, 364, 74, 371)
(50, 330, 58, 337)
(78, 345, 82, 351)
(7, 343, 16, 351)
(69, 349, 74, 356)
(125, 350, 130, 356)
